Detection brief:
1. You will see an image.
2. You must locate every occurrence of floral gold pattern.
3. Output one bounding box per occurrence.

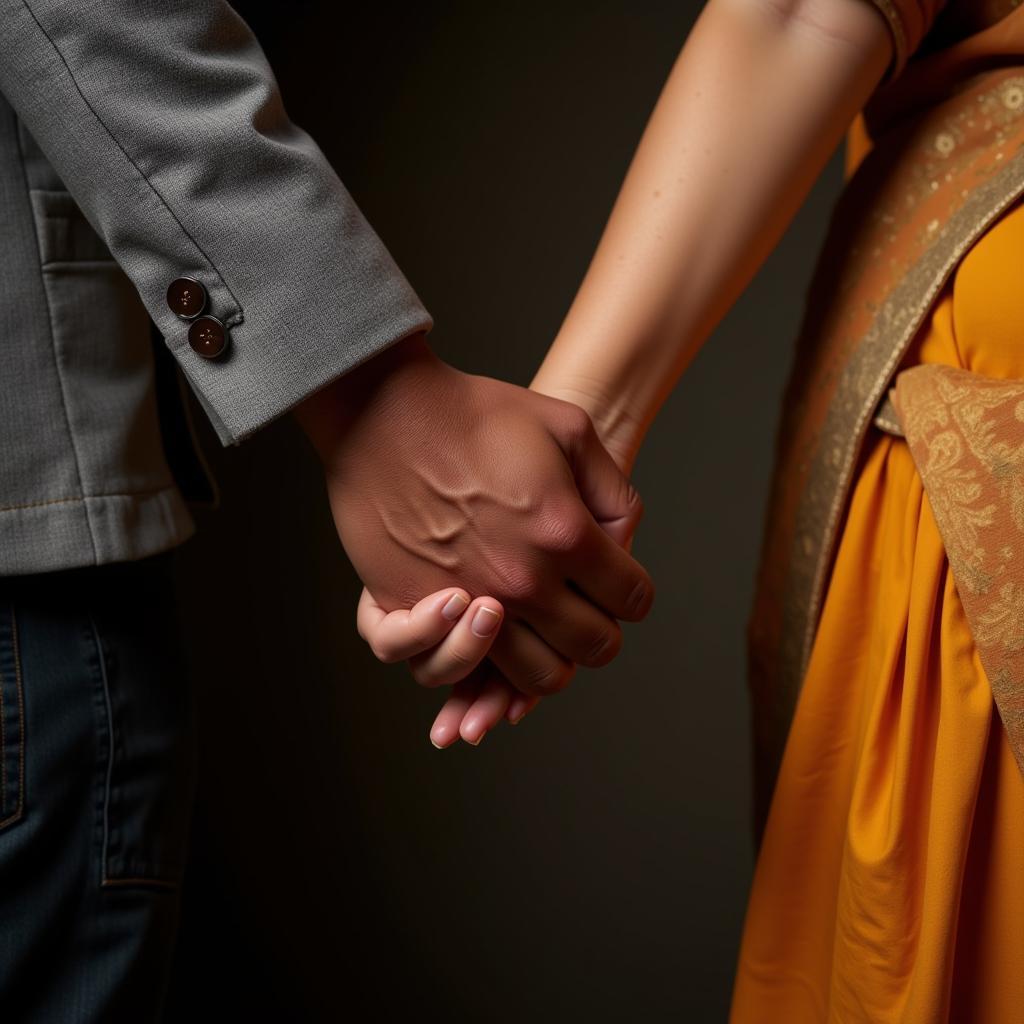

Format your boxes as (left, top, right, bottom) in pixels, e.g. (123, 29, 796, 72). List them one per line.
(892, 363, 1024, 776)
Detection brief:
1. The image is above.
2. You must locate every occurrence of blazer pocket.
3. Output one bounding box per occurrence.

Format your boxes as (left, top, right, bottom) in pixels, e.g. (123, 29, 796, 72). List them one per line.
(28, 187, 175, 495)
(29, 188, 116, 265)
(0, 603, 26, 834)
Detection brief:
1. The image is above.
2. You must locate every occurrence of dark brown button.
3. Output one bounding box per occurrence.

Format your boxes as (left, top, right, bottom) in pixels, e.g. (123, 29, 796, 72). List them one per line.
(187, 316, 228, 359)
(166, 277, 207, 320)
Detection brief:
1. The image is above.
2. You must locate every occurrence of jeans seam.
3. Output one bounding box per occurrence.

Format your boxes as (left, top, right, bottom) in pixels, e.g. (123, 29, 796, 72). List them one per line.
(89, 614, 117, 882)
(88, 613, 182, 889)
(0, 604, 26, 831)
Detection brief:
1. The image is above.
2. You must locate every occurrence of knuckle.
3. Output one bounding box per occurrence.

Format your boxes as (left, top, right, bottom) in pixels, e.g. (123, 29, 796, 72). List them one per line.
(368, 638, 397, 664)
(562, 401, 593, 441)
(533, 508, 589, 555)
(625, 576, 653, 619)
(523, 659, 575, 694)
(495, 565, 545, 604)
(412, 645, 477, 688)
(546, 399, 592, 451)
(445, 644, 478, 671)
(582, 626, 622, 667)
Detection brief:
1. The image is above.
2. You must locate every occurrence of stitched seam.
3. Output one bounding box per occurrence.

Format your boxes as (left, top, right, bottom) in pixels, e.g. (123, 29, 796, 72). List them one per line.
(13, 609, 24, 825)
(89, 615, 116, 884)
(13, 122, 97, 564)
(0, 484, 182, 514)
(90, 615, 179, 888)
(0, 606, 25, 830)
(19, 0, 243, 323)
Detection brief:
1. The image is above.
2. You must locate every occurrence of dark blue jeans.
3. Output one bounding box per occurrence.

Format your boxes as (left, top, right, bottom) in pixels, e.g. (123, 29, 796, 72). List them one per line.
(0, 549, 198, 1022)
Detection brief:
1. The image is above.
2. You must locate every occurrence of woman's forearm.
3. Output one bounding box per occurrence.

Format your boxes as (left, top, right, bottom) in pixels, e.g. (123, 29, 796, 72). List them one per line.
(530, 0, 893, 472)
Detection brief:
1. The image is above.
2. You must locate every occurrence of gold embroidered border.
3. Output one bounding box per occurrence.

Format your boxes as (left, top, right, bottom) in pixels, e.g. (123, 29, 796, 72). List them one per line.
(777, 143, 1024, 714)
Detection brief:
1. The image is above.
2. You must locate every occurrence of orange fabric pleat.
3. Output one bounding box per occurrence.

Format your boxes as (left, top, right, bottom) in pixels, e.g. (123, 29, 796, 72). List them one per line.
(729, 202, 1024, 1023)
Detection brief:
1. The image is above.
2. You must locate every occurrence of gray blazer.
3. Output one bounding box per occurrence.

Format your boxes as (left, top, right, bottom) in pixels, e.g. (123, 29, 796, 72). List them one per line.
(0, 0, 432, 576)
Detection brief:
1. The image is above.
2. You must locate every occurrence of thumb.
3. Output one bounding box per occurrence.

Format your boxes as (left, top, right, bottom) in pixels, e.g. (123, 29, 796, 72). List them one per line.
(558, 407, 644, 549)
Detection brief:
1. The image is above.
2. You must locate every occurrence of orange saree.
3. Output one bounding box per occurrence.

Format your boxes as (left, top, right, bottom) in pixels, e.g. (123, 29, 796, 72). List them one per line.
(733, 1, 1024, 1019)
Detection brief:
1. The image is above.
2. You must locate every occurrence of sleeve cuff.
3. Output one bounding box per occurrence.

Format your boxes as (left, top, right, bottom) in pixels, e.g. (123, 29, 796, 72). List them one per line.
(165, 276, 433, 448)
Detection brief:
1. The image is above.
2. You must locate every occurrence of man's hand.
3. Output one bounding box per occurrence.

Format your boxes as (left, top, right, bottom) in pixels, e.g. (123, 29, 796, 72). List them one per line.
(292, 332, 652, 697)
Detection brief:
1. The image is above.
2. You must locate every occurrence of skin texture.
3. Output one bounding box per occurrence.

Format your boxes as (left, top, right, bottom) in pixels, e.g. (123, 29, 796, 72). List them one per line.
(531, 0, 893, 456)
(354, 0, 896, 746)
(292, 331, 652, 700)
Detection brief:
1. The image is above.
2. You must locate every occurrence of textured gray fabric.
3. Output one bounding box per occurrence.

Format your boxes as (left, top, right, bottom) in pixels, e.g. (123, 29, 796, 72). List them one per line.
(0, 0, 433, 575)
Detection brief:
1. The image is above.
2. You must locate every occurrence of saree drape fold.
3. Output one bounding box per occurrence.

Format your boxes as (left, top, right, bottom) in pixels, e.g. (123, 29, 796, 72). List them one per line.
(729, 184, 1024, 1024)
(734, 1, 1024, 1015)
(746, 0, 1024, 847)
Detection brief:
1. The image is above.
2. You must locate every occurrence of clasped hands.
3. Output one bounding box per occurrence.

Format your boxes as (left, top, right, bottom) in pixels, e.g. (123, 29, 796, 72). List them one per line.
(293, 332, 651, 748)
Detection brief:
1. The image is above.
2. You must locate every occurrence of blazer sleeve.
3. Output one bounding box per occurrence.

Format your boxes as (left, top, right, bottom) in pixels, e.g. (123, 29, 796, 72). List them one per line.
(0, 0, 433, 447)
(860, 0, 948, 83)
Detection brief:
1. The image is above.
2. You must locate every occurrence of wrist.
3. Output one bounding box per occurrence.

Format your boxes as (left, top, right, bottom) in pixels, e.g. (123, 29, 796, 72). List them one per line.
(292, 331, 441, 466)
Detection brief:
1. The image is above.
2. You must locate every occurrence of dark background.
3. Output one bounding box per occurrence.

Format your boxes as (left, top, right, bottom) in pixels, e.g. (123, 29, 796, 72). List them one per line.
(163, 2, 845, 1020)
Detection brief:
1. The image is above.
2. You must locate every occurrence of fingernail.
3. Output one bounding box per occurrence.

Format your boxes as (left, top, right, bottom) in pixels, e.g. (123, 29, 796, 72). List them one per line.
(509, 711, 526, 725)
(471, 607, 501, 637)
(441, 592, 470, 620)
(463, 718, 486, 745)
(430, 725, 449, 748)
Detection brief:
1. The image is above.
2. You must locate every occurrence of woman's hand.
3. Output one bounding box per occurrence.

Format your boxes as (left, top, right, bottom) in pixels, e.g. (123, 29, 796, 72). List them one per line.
(357, 584, 539, 746)
(430, 672, 542, 748)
